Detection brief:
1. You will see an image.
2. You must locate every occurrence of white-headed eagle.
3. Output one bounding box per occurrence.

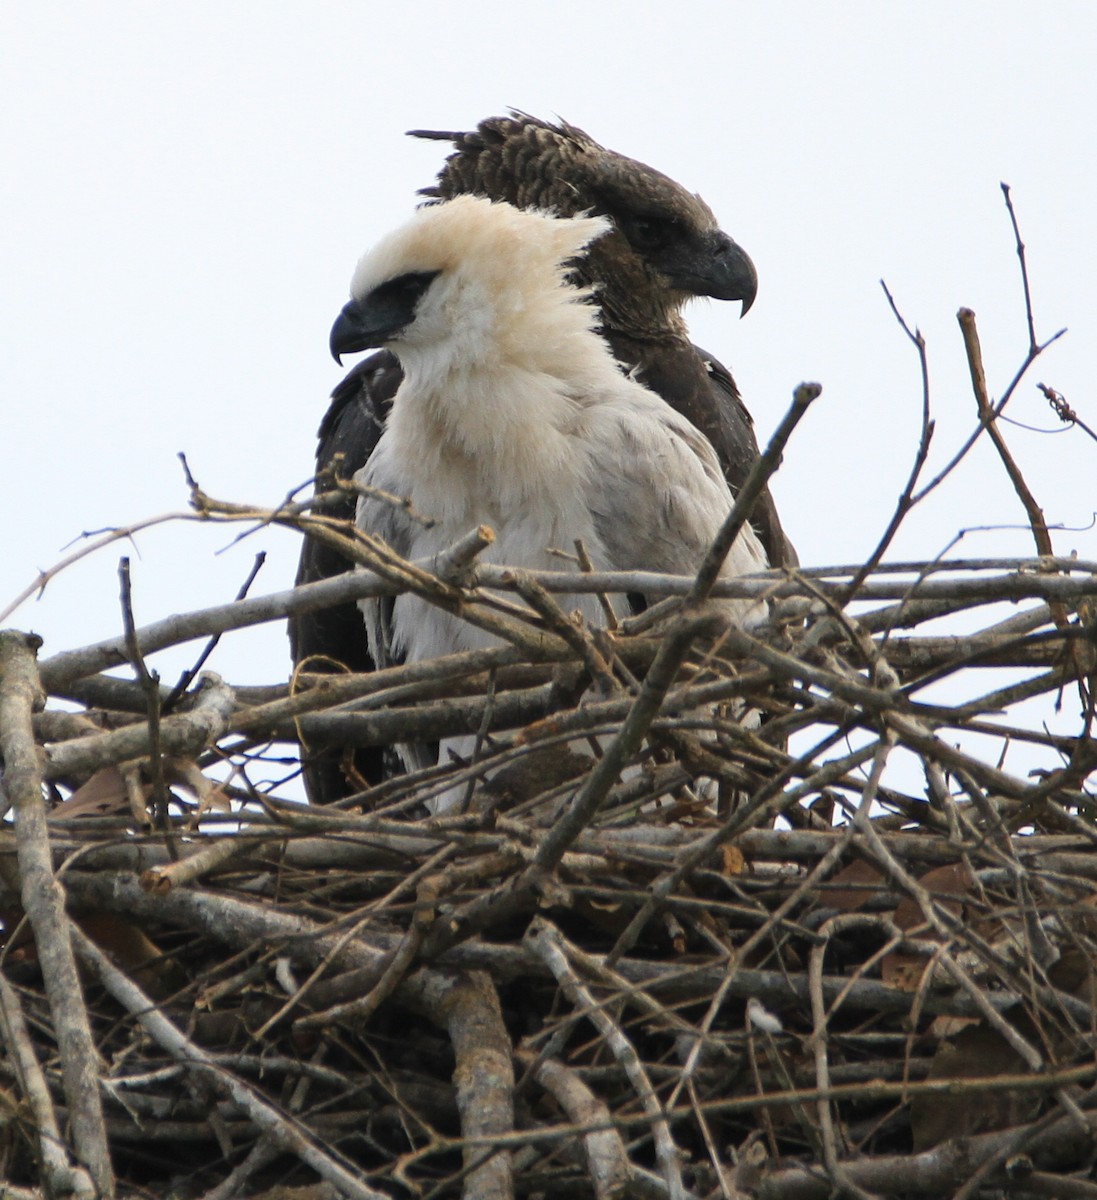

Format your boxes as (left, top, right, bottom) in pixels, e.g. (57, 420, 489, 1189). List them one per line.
(329, 197, 766, 810)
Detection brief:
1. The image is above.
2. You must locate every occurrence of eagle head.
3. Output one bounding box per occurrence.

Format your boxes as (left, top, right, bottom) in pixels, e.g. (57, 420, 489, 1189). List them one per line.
(410, 112, 757, 331)
(330, 196, 611, 374)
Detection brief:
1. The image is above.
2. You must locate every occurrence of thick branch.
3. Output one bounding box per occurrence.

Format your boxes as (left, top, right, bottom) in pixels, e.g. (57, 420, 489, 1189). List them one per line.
(0, 630, 115, 1199)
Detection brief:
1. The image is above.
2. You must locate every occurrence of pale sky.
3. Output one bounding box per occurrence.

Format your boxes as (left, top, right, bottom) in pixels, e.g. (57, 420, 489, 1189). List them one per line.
(3, 2, 1095, 746)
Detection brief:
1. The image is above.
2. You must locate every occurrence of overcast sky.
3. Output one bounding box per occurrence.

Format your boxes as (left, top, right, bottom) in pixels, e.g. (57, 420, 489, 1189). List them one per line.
(3, 3, 1095, 765)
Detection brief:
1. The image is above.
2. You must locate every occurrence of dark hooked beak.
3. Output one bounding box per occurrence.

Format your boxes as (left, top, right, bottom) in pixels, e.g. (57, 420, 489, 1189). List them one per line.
(329, 298, 400, 365)
(662, 230, 758, 316)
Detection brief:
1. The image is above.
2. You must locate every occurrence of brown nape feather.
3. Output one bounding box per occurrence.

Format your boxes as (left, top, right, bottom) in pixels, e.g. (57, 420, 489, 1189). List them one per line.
(582, 237, 686, 338)
(414, 114, 609, 212)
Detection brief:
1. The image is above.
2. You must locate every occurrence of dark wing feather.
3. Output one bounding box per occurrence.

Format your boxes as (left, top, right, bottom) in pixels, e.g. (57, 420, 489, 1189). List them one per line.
(289, 350, 403, 799)
(692, 345, 799, 570)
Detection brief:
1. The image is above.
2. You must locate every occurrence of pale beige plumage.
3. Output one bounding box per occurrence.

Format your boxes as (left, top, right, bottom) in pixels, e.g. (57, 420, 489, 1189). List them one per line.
(335, 195, 766, 806)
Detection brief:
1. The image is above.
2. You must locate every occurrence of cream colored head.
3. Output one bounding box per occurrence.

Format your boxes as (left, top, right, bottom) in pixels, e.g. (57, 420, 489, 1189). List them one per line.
(331, 196, 612, 376)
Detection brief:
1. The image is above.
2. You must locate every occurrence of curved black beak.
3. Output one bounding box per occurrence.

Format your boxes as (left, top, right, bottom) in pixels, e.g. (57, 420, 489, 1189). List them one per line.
(711, 232, 758, 315)
(661, 230, 758, 315)
(330, 298, 392, 365)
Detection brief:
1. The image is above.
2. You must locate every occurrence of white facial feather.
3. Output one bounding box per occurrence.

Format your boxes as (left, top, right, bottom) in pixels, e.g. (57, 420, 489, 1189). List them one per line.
(349, 195, 611, 378)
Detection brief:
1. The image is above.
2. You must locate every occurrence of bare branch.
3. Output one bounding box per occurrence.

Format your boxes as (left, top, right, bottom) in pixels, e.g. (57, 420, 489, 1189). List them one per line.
(0, 630, 114, 1198)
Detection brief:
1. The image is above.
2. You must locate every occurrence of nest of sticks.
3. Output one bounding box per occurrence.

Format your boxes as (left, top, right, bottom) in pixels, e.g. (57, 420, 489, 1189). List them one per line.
(4, 227, 1097, 1199)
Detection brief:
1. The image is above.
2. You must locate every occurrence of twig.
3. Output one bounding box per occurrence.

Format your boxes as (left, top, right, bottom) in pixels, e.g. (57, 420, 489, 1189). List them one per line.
(36, 556, 1097, 694)
(515, 1049, 631, 1200)
(1001, 182, 1038, 356)
(957, 309, 1055, 561)
(119, 556, 171, 840)
(44, 671, 235, 780)
(0, 509, 198, 625)
(756, 1102, 1097, 1199)
(140, 833, 258, 895)
(294, 874, 442, 1032)
(841, 282, 935, 601)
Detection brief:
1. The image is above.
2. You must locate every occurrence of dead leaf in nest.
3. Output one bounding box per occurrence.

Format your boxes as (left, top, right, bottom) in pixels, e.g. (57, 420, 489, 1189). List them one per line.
(891, 862, 973, 932)
(881, 863, 975, 988)
(817, 859, 885, 912)
(928, 1014, 980, 1039)
(76, 914, 188, 996)
(1050, 946, 1097, 1007)
(7, 913, 184, 998)
(721, 844, 746, 876)
(881, 953, 929, 991)
(77, 914, 160, 966)
(51, 767, 144, 819)
(910, 1022, 1039, 1151)
(1069, 889, 1097, 937)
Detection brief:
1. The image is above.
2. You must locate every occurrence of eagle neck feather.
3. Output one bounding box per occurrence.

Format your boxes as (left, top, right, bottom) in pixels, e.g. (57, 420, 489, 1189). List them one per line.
(387, 355, 596, 519)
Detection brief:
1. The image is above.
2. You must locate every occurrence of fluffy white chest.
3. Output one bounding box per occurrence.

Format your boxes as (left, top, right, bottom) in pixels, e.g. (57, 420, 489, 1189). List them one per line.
(372, 439, 615, 664)
(358, 363, 626, 662)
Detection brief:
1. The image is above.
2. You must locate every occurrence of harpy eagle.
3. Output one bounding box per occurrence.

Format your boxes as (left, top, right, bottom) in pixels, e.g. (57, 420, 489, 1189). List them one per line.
(329, 196, 767, 810)
(292, 113, 792, 801)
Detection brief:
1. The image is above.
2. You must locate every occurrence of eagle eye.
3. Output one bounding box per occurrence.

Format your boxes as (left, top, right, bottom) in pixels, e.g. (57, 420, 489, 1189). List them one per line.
(373, 270, 439, 312)
(616, 213, 676, 254)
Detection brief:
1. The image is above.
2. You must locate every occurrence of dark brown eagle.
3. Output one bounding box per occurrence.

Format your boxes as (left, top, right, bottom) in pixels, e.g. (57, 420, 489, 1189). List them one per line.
(291, 112, 794, 803)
